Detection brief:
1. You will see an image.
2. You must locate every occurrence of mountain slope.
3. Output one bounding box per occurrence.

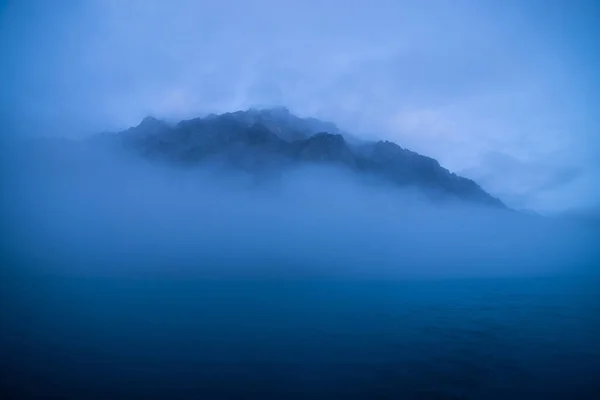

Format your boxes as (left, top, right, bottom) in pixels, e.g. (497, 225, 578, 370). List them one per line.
(92, 108, 505, 208)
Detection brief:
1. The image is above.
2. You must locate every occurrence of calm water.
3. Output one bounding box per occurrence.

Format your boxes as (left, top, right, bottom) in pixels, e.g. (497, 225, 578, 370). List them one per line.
(2, 274, 600, 399)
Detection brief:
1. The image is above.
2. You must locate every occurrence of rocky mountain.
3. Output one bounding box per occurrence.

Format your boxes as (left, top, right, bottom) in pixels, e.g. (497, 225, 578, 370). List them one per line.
(91, 108, 505, 208)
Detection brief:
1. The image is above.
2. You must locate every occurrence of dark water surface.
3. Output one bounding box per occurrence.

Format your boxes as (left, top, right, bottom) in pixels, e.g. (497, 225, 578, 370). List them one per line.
(2, 274, 600, 399)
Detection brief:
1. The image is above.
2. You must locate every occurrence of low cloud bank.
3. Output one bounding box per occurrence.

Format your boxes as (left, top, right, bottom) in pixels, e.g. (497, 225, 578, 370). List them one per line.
(1, 142, 598, 280)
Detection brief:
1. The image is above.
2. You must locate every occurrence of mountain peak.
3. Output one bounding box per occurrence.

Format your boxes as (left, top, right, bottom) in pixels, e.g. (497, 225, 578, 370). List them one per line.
(138, 115, 164, 128)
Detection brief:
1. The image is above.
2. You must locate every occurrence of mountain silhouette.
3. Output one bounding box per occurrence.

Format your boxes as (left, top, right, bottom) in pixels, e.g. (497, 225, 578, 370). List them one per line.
(92, 108, 504, 208)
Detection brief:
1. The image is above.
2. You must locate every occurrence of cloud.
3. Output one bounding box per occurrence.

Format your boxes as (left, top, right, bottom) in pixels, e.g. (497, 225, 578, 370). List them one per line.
(458, 151, 583, 211)
(3, 142, 598, 280)
(1, 0, 599, 212)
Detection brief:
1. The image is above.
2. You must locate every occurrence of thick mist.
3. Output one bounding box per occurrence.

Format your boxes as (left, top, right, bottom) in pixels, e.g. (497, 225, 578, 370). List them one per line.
(2, 141, 597, 280)
(3, 1, 600, 396)
(2, 139, 600, 400)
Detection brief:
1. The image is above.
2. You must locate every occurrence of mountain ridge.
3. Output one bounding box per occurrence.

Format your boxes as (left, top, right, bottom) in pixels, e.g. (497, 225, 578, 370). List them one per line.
(91, 108, 505, 208)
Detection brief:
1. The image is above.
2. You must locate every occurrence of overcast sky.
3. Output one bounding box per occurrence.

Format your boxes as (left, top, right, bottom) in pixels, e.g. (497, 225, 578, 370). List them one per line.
(1, 0, 599, 213)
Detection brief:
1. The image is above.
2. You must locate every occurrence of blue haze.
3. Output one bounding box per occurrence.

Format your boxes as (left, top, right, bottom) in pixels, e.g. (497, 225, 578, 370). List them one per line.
(1, 0, 600, 212)
(2, 136, 600, 397)
(1, 1, 600, 399)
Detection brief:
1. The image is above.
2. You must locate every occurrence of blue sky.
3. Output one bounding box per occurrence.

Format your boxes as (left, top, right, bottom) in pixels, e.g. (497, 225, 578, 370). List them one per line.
(1, 0, 599, 213)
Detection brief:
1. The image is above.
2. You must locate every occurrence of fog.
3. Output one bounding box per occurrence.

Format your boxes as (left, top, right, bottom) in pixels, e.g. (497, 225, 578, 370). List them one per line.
(2, 2, 599, 397)
(3, 0, 600, 214)
(2, 141, 597, 281)
(2, 138, 600, 399)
